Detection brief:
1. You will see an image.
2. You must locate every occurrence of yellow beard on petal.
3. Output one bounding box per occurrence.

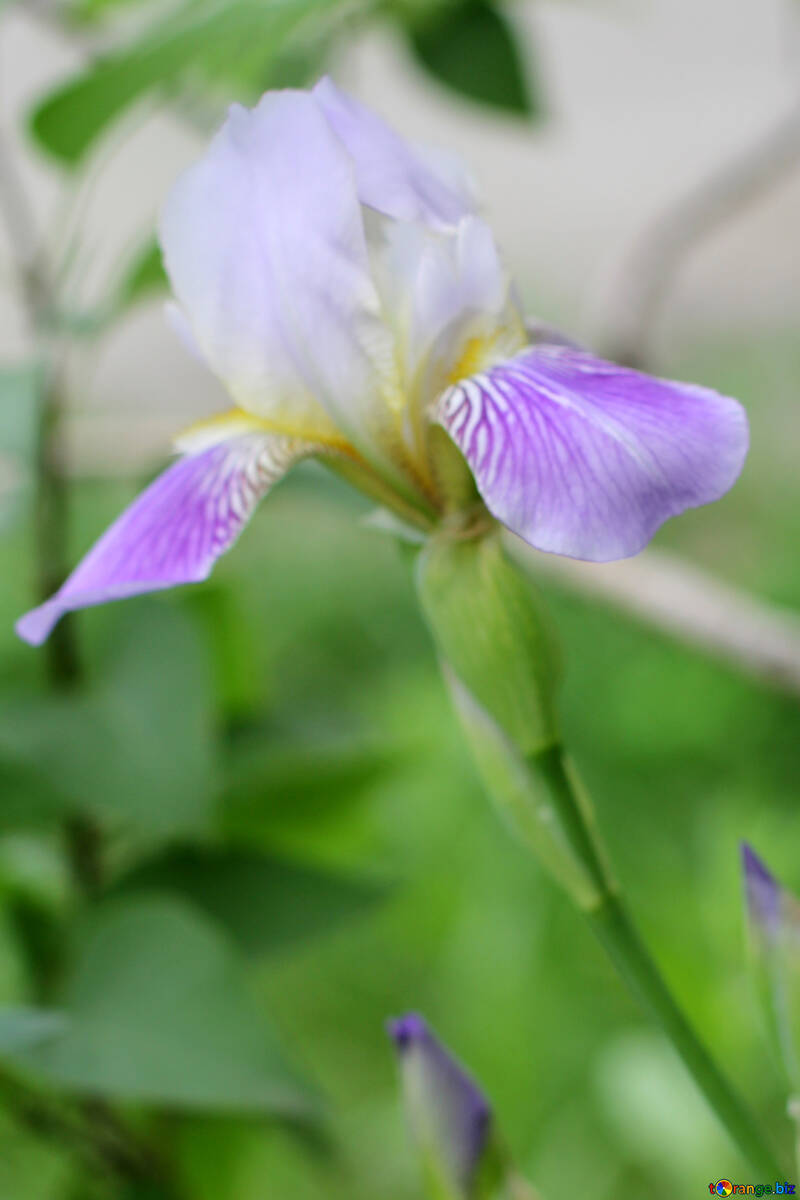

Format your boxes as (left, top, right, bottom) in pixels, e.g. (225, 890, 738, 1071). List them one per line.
(447, 318, 528, 389)
(174, 407, 356, 456)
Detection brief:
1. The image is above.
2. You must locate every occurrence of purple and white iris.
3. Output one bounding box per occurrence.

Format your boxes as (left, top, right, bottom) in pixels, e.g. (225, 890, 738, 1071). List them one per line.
(17, 79, 748, 645)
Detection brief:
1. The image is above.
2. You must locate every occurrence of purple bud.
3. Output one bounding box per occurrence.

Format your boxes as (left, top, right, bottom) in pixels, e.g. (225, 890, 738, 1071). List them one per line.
(387, 1013, 492, 1195)
(741, 842, 782, 938)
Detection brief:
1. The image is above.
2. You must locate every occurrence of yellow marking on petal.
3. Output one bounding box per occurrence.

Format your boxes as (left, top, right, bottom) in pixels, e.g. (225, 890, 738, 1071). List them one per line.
(174, 407, 357, 457)
(447, 318, 529, 387)
(448, 336, 492, 386)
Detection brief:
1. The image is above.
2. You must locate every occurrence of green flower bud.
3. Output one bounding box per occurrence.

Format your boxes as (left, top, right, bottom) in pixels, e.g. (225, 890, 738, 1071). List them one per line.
(415, 530, 612, 909)
(742, 844, 800, 1092)
(388, 1014, 540, 1200)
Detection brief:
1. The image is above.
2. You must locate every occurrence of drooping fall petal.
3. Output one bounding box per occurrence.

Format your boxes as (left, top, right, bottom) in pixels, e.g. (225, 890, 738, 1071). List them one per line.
(16, 431, 313, 645)
(435, 345, 749, 561)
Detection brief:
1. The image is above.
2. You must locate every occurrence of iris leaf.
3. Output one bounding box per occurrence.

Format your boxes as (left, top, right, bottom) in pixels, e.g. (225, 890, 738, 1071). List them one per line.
(112, 844, 388, 956)
(5, 897, 317, 1116)
(30, 0, 337, 164)
(407, 0, 539, 117)
(0, 602, 217, 837)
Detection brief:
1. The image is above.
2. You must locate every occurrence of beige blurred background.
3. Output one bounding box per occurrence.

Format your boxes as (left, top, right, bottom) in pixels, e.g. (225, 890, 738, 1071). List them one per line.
(2, 0, 799, 472)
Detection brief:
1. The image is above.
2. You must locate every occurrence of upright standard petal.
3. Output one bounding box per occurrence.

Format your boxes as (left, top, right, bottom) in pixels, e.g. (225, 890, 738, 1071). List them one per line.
(16, 428, 313, 645)
(435, 345, 749, 561)
(313, 76, 475, 229)
(388, 1013, 492, 1196)
(159, 90, 394, 455)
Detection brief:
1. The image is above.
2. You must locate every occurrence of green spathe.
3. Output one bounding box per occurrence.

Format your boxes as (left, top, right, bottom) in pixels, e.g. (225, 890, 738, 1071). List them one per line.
(415, 530, 560, 757)
(416, 530, 611, 907)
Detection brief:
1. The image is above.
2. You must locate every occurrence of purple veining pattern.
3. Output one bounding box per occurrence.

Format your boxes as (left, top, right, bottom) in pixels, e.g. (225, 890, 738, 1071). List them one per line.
(435, 344, 749, 562)
(388, 1013, 491, 1191)
(16, 434, 307, 645)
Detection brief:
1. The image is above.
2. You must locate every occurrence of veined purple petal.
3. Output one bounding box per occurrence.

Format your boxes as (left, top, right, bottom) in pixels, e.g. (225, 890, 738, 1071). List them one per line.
(435, 345, 749, 561)
(388, 1013, 491, 1193)
(742, 843, 783, 939)
(313, 77, 476, 229)
(16, 433, 310, 645)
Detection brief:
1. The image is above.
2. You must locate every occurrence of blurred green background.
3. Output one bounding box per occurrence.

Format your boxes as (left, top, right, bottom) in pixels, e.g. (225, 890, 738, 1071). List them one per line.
(1, 0, 799, 1197)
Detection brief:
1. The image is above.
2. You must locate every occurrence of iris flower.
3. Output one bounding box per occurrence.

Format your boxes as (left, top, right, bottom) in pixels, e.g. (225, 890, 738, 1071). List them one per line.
(17, 79, 748, 645)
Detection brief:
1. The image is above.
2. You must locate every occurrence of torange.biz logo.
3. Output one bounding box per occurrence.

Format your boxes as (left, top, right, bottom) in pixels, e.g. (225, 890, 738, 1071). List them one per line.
(709, 1183, 796, 1196)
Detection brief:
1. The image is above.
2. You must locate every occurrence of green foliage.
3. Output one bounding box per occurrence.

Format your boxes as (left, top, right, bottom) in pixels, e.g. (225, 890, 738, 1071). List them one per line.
(7, 897, 316, 1116)
(0, 1007, 67, 1052)
(0, 603, 217, 836)
(407, 0, 539, 117)
(1, 355, 798, 1191)
(30, 0, 338, 164)
(113, 845, 388, 956)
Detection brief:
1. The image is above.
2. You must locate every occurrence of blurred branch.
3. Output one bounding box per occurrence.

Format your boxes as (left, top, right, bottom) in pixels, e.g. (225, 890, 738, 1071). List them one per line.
(0, 77, 103, 905)
(599, 99, 800, 367)
(0, 133, 50, 323)
(512, 539, 800, 700)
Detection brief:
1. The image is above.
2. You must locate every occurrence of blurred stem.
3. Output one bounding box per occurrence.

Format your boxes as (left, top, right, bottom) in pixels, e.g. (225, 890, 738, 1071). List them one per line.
(0, 128, 102, 893)
(599, 98, 800, 367)
(35, 366, 81, 689)
(0, 135, 80, 685)
(419, 532, 785, 1172)
(0, 1065, 183, 1196)
(533, 746, 783, 1178)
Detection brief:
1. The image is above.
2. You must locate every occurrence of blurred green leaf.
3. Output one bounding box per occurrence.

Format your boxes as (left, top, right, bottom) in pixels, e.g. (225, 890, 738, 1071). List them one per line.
(30, 0, 336, 164)
(113, 845, 388, 956)
(0, 363, 43, 528)
(407, 0, 538, 117)
(0, 602, 217, 836)
(0, 1008, 66, 1052)
(221, 739, 396, 834)
(0, 1106, 75, 1200)
(219, 737, 397, 868)
(183, 585, 263, 718)
(7, 897, 316, 1116)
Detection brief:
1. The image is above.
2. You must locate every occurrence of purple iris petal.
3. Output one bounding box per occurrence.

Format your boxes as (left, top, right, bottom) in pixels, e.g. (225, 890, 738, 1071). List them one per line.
(435, 345, 749, 562)
(16, 434, 307, 645)
(741, 843, 783, 939)
(388, 1013, 491, 1193)
(313, 77, 475, 229)
(159, 89, 391, 452)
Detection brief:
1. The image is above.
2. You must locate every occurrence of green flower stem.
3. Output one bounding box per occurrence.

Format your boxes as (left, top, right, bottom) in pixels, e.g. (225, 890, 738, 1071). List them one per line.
(534, 744, 783, 1179)
(416, 530, 785, 1177)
